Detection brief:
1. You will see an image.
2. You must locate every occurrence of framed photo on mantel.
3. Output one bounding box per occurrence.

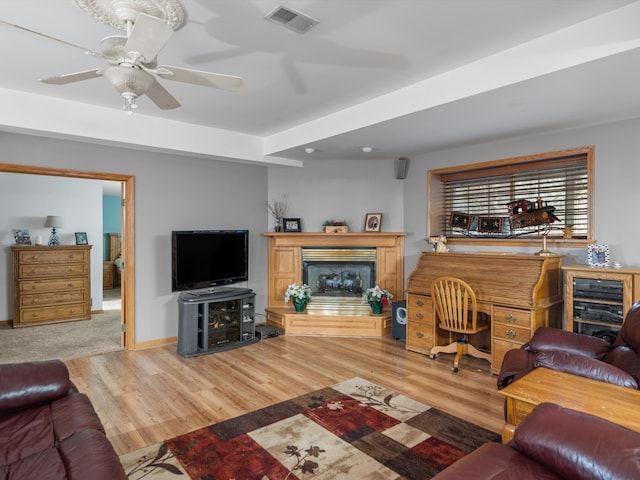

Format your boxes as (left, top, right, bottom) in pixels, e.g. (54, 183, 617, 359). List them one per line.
(364, 213, 382, 232)
(283, 218, 301, 232)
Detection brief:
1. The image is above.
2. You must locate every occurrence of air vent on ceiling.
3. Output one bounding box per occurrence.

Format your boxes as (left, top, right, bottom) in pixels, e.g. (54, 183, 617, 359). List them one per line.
(266, 5, 318, 34)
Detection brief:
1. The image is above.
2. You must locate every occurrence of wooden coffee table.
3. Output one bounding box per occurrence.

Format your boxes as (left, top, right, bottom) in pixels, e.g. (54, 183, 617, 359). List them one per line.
(499, 367, 640, 443)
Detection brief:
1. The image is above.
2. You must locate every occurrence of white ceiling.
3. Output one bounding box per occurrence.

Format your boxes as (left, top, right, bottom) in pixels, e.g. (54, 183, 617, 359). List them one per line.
(1, 0, 639, 163)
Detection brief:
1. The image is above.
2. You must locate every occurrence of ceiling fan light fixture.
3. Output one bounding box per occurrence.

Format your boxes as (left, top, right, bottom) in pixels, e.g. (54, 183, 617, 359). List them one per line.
(103, 66, 154, 113)
(103, 66, 154, 95)
(122, 92, 138, 115)
(25, 0, 242, 114)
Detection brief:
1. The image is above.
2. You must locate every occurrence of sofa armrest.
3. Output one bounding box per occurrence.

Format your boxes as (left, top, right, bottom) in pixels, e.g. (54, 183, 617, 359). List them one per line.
(497, 348, 536, 390)
(528, 327, 612, 359)
(0, 360, 73, 413)
(514, 403, 640, 480)
(534, 351, 639, 389)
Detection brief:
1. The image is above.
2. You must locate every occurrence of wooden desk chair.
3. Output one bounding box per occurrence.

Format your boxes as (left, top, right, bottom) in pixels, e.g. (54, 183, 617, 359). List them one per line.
(430, 276, 491, 372)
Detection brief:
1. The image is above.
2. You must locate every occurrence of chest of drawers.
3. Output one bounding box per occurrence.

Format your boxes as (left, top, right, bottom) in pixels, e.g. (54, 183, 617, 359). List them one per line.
(405, 294, 433, 355)
(11, 245, 92, 327)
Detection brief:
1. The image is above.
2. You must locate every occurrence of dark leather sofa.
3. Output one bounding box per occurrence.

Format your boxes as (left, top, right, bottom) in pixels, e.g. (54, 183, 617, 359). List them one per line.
(0, 360, 127, 479)
(498, 302, 640, 390)
(432, 402, 640, 480)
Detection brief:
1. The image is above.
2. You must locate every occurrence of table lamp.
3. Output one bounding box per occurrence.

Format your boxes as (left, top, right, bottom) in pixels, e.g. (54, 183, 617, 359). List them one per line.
(45, 215, 63, 246)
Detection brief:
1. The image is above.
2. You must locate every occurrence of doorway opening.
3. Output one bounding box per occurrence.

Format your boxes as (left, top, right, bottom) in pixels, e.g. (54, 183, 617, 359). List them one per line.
(0, 163, 135, 350)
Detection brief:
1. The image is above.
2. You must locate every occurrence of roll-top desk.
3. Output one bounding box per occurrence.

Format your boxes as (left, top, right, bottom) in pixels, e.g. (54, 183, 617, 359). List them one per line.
(406, 252, 563, 374)
(11, 245, 92, 327)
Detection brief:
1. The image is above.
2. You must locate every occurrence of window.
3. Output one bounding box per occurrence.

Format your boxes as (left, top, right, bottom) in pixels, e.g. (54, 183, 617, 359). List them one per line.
(428, 146, 593, 246)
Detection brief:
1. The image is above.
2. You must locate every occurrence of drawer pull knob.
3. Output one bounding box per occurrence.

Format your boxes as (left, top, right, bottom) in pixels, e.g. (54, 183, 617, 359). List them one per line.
(416, 300, 424, 306)
(505, 314, 517, 323)
(416, 313, 424, 320)
(505, 329, 517, 338)
(416, 331, 424, 338)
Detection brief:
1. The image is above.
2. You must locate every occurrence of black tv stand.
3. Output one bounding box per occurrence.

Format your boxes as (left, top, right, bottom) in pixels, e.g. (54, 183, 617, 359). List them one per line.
(177, 288, 257, 357)
(179, 287, 253, 302)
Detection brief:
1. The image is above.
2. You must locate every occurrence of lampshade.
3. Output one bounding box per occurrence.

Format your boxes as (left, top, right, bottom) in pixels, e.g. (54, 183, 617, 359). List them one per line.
(45, 216, 63, 228)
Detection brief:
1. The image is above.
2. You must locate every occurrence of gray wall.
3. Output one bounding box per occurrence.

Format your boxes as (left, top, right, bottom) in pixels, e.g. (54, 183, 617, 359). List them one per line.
(3, 115, 639, 345)
(267, 158, 405, 233)
(401, 117, 640, 279)
(0, 132, 269, 344)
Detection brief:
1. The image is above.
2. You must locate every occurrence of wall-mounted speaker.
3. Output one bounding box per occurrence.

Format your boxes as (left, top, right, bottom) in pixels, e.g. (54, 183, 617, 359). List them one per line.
(395, 157, 409, 179)
(392, 300, 407, 341)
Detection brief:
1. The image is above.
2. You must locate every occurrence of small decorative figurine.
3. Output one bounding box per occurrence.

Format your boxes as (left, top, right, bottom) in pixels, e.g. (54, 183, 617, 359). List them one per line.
(436, 235, 449, 253)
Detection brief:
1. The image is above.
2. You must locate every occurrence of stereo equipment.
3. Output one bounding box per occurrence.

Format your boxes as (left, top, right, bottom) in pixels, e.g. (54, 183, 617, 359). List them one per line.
(395, 157, 409, 179)
(392, 300, 407, 340)
(573, 279, 623, 302)
(573, 301, 623, 325)
(255, 325, 283, 339)
(592, 329, 618, 345)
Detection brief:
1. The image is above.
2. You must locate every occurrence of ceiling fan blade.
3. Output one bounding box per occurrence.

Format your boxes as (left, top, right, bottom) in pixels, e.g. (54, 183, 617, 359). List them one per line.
(154, 66, 244, 92)
(124, 13, 174, 63)
(40, 69, 102, 85)
(0, 20, 103, 58)
(145, 77, 181, 110)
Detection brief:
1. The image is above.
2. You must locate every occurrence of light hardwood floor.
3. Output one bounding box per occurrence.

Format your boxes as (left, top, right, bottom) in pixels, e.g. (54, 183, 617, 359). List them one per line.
(64, 336, 505, 456)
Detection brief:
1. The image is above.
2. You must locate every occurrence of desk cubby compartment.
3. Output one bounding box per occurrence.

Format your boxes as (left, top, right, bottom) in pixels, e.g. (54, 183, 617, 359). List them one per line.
(177, 288, 258, 357)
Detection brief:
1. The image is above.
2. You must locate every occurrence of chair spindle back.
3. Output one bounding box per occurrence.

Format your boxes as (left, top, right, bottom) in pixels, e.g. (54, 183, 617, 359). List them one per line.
(432, 277, 478, 331)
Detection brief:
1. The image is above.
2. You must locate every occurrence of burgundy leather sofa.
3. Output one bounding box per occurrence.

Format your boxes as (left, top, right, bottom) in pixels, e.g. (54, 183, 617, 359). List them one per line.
(0, 360, 127, 479)
(432, 402, 640, 480)
(498, 302, 640, 390)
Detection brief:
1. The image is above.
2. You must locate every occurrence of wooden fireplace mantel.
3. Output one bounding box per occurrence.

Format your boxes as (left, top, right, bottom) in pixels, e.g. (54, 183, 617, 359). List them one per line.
(264, 232, 405, 336)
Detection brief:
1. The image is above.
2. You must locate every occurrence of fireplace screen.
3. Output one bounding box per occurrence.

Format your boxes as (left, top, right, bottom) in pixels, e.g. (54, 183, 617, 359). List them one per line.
(302, 248, 376, 299)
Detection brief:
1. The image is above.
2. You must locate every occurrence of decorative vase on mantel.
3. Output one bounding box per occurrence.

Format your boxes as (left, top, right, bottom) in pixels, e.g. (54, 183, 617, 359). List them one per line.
(293, 298, 308, 312)
(369, 301, 383, 314)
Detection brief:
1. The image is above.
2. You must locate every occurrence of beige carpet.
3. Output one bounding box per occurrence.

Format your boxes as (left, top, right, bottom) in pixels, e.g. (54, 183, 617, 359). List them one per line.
(0, 288, 122, 364)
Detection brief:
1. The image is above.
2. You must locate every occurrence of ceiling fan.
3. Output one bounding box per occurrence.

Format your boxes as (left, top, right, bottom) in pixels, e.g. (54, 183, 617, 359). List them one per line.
(2, 2, 244, 114)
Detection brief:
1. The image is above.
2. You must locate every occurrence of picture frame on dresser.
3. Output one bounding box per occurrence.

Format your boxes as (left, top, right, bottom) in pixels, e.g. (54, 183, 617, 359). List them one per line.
(13, 229, 31, 245)
(75, 232, 88, 245)
(587, 244, 610, 267)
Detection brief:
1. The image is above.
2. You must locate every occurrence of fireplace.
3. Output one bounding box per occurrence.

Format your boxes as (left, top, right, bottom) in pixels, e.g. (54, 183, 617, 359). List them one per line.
(302, 248, 376, 313)
(264, 232, 405, 336)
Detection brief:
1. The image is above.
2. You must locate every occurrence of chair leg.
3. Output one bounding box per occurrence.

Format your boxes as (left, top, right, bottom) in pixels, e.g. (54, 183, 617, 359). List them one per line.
(430, 342, 458, 359)
(466, 343, 492, 364)
(453, 339, 491, 372)
(453, 342, 467, 372)
(431, 337, 491, 372)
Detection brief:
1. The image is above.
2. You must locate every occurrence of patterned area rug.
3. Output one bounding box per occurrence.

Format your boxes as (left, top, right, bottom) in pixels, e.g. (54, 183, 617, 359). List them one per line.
(120, 377, 499, 479)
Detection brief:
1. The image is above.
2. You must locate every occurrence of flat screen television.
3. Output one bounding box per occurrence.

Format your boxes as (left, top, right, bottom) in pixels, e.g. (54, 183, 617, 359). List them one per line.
(171, 230, 248, 292)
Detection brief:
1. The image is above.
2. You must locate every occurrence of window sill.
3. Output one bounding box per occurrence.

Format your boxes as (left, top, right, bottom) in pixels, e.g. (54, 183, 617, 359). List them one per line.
(441, 237, 592, 249)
